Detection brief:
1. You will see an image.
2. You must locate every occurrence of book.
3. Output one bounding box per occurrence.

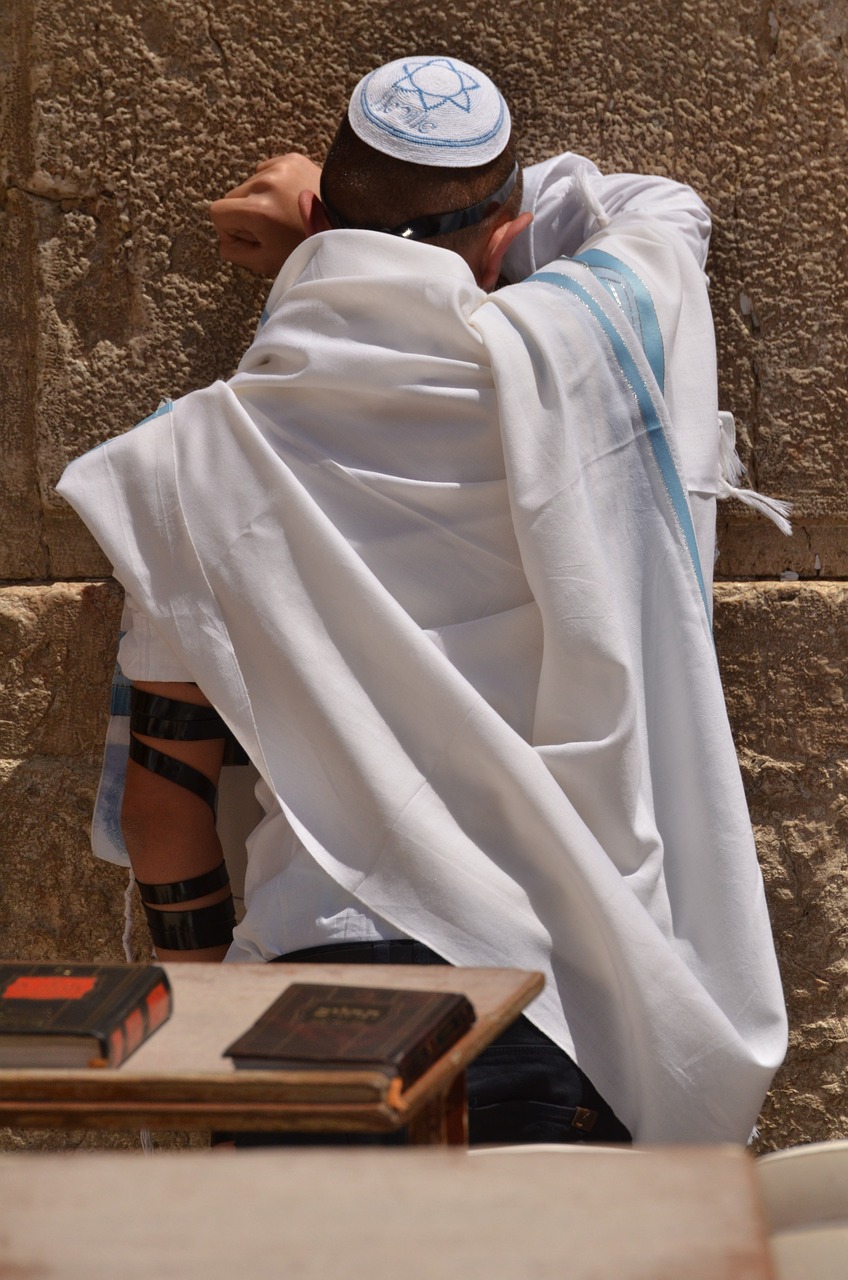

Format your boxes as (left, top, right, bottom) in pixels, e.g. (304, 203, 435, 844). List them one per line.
(0, 962, 172, 1068)
(224, 983, 476, 1088)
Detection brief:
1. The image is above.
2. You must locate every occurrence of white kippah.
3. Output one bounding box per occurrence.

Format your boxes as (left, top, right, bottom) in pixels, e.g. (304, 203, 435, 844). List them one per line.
(348, 56, 511, 168)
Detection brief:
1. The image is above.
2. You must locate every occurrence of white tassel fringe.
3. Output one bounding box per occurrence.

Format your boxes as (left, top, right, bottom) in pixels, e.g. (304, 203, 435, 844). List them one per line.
(121, 867, 154, 1154)
(122, 868, 136, 963)
(572, 166, 611, 230)
(717, 412, 792, 536)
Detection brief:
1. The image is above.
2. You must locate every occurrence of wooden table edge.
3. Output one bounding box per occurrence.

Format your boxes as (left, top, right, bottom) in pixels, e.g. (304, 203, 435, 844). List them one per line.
(0, 968, 545, 1138)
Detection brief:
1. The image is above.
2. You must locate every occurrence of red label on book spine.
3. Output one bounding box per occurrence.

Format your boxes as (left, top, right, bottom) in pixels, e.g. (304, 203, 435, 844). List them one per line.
(3, 976, 97, 1001)
(123, 1007, 145, 1058)
(145, 981, 171, 1032)
(109, 1025, 124, 1063)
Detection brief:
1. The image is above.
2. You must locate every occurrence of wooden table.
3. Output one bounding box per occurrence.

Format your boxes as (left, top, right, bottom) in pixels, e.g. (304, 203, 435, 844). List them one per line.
(0, 963, 543, 1144)
(0, 1146, 777, 1279)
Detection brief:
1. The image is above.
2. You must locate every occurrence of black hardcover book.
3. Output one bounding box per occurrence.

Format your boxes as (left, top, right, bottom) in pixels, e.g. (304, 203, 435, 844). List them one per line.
(0, 962, 172, 1068)
(224, 983, 476, 1088)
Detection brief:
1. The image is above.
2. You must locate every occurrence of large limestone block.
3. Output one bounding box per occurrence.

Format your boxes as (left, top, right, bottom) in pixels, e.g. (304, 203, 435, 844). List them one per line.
(2, 0, 846, 577)
(716, 513, 848, 581)
(0, 578, 221, 1154)
(0, 754, 136, 963)
(0, 582, 121, 760)
(714, 581, 848, 1148)
(0, 579, 175, 1150)
(708, 1, 848, 574)
(0, 581, 129, 962)
(1, 0, 45, 580)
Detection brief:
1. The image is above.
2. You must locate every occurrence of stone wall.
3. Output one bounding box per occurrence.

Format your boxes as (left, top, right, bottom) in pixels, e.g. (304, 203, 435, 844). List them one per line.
(1, 0, 845, 1150)
(714, 582, 847, 1147)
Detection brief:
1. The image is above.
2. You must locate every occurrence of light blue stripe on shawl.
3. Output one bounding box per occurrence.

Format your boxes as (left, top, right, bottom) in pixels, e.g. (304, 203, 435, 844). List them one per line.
(529, 263, 709, 623)
(573, 248, 666, 394)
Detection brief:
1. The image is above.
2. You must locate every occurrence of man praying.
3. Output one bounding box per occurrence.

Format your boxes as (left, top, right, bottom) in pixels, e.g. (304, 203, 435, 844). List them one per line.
(59, 55, 786, 1145)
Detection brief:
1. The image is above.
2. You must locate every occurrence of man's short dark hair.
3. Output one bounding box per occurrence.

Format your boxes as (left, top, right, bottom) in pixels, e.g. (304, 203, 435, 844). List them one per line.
(322, 116, 522, 254)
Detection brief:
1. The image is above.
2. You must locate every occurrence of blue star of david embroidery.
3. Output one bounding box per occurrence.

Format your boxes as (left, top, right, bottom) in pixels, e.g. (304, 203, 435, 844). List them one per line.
(392, 58, 480, 114)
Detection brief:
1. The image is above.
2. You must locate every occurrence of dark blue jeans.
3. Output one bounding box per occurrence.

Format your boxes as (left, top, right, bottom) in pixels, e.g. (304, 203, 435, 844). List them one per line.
(227, 939, 631, 1148)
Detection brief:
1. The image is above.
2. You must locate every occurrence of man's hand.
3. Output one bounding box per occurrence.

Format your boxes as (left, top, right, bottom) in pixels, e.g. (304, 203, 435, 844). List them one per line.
(209, 153, 323, 276)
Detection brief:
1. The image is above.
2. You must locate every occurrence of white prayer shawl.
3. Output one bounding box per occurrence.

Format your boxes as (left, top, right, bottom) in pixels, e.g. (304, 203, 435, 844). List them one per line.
(58, 219, 786, 1143)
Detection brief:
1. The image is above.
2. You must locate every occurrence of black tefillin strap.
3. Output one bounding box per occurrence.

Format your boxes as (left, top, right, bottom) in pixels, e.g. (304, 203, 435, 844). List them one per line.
(129, 688, 237, 949)
(128, 687, 228, 815)
(137, 860, 237, 952)
(136, 860, 230, 905)
(141, 897, 237, 951)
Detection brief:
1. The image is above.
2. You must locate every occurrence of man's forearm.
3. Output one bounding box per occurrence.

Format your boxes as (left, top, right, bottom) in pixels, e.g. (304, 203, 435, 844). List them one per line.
(503, 153, 711, 282)
(122, 681, 233, 963)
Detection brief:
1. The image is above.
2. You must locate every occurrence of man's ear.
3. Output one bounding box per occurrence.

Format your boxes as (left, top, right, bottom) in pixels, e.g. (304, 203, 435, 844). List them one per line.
(478, 211, 533, 292)
(298, 189, 334, 237)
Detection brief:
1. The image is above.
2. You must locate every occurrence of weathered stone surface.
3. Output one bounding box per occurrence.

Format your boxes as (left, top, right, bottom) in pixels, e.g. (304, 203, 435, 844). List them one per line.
(0, 580, 132, 963)
(714, 582, 848, 1149)
(707, 0, 848, 548)
(716, 515, 848, 581)
(0, 1126, 204, 1153)
(0, 579, 189, 1150)
(0, 1, 47, 579)
(0, 582, 122, 759)
(1, 0, 846, 576)
(0, 755, 139, 962)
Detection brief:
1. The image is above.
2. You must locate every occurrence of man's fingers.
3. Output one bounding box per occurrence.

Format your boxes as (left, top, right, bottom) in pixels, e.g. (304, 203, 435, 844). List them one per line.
(218, 229, 261, 249)
(216, 238, 278, 274)
(208, 155, 322, 276)
(208, 202, 262, 244)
